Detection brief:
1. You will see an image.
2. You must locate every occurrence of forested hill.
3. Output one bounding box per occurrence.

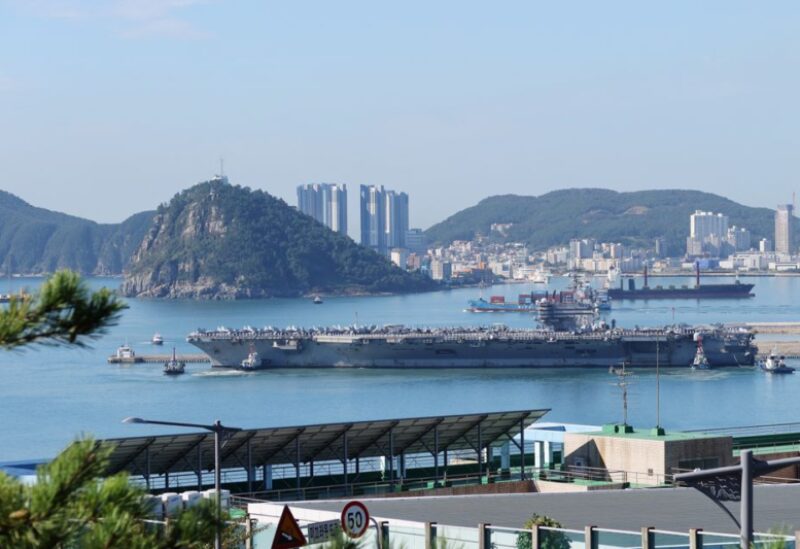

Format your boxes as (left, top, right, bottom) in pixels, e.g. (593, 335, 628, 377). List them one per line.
(121, 179, 437, 299)
(425, 189, 787, 255)
(0, 190, 154, 274)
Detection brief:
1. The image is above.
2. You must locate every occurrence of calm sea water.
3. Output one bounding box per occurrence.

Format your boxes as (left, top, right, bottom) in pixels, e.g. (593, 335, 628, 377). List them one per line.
(1, 274, 799, 461)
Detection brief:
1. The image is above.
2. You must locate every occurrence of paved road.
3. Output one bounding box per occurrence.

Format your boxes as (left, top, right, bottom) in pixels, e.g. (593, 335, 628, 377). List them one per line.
(295, 484, 800, 534)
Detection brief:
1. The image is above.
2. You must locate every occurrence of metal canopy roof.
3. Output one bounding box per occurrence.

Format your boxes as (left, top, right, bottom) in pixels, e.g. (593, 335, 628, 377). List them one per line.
(98, 409, 549, 477)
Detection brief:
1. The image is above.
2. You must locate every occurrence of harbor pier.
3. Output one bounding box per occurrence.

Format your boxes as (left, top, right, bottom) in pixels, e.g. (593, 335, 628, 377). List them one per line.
(107, 353, 210, 364)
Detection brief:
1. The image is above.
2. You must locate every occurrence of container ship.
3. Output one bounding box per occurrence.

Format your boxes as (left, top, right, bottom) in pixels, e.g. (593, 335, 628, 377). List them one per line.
(467, 294, 538, 313)
(606, 264, 754, 300)
(186, 324, 755, 369)
(468, 277, 610, 315)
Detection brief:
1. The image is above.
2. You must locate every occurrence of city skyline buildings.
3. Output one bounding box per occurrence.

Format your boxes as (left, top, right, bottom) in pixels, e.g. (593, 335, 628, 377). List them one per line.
(775, 204, 794, 255)
(359, 184, 410, 255)
(360, 184, 386, 254)
(296, 183, 348, 235)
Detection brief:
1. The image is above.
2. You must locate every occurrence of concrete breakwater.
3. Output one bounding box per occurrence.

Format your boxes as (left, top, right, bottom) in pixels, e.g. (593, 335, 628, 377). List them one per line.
(747, 322, 800, 335)
(755, 341, 800, 358)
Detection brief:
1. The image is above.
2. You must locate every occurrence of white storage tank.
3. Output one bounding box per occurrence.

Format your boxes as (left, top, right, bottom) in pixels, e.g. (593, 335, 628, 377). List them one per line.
(161, 492, 183, 517)
(143, 494, 164, 519)
(202, 488, 231, 509)
(181, 490, 203, 508)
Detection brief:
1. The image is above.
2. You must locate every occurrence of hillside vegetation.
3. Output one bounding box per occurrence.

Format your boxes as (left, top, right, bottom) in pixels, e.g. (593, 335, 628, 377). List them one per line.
(122, 179, 437, 298)
(0, 190, 154, 274)
(425, 188, 788, 255)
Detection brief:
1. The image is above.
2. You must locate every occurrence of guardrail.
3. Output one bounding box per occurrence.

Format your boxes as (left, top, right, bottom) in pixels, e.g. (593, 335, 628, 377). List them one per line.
(243, 515, 798, 549)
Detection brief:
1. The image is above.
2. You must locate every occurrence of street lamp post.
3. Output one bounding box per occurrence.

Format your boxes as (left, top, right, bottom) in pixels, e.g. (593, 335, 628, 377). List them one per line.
(675, 452, 800, 548)
(123, 417, 241, 549)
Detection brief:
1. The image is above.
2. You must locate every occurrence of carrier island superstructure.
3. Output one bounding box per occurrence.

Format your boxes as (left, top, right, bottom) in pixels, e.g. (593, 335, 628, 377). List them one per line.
(187, 324, 756, 369)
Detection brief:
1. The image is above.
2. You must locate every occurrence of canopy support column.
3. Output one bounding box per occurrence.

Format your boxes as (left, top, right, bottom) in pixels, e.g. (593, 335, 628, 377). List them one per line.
(433, 425, 440, 483)
(295, 436, 301, 494)
(197, 445, 203, 490)
(144, 446, 151, 490)
(246, 438, 253, 493)
(389, 427, 395, 488)
(343, 431, 349, 496)
(477, 421, 483, 478)
(520, 418, 526, 480)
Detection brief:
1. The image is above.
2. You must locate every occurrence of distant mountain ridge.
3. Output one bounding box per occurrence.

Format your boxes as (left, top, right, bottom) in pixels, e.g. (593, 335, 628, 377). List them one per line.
(425, 188, 791, 255)
(0, 190, 154, 274)
(121, 179, 436, 298)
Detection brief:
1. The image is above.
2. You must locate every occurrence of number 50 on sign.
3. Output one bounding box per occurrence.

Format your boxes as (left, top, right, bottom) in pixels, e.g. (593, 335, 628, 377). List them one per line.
(340, 501, 370, 539)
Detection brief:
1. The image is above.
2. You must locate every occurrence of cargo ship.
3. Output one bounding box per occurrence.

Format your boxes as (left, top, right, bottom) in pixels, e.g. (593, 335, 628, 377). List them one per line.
(186, 324, 755, 369)
(606, 264, 754, 300)
(468, 276, 609, 315)
(467, 295, 538, 313)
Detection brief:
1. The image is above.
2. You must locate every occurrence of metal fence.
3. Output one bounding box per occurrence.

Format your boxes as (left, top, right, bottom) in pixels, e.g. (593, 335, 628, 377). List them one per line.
(244, 516, 798, 549)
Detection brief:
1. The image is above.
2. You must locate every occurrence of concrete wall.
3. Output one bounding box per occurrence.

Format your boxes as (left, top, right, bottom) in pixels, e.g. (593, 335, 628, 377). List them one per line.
(564, 432, 733, 486)
(384, 479, 536, 498)
(664, 437, 734, 472)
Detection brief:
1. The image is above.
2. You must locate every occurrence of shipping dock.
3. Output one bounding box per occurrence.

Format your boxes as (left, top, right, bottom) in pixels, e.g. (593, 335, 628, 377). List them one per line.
(107, 353, 209, 364)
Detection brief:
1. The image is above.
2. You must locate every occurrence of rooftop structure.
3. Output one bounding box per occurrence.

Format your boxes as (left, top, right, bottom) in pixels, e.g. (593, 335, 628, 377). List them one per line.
(88, 409, 548, 493)
(564, 424, 734, 486)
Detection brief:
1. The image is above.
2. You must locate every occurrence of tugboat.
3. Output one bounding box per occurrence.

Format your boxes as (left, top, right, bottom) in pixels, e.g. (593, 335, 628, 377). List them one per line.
(760, 351, 795, 374)
(151, 333, 164, 346)
(241, 344, 261, 370)
(313, 296, 323, 305)
(163, 348, 185, 376)
(691, 334, 710, 370)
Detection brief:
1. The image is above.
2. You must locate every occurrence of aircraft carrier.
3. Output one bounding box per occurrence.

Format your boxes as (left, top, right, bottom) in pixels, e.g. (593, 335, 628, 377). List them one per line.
(186, 324, 756, 369)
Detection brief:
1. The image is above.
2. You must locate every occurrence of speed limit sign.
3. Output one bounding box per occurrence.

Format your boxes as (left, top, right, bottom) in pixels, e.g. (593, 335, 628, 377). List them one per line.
(340, 500, 370, 539)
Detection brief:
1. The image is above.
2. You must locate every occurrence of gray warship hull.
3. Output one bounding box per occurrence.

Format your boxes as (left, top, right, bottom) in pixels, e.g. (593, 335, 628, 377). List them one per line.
(187, 327, 755, 369)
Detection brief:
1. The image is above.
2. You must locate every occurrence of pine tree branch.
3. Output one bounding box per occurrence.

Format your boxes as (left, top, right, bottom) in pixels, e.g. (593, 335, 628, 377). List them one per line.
(0, 271, 127, 349)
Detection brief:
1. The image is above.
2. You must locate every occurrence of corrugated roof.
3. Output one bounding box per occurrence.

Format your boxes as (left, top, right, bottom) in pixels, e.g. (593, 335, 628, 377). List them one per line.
(96, 409, 548, 477)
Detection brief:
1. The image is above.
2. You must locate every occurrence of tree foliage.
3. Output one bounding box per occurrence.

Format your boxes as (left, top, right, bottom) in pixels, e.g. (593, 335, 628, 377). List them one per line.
(0, 270, 127, 349)
(426, 188, 790, 255)
(0, 189, 154, 275)
(516, 514, 571, 549)
(123, 179, 437, 298)
(0, 438, 224, 549)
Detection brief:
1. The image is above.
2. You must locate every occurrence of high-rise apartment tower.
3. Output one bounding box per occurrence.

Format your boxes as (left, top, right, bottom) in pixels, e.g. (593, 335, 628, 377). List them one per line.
(296, 183, 348, 235)
(360, 185, 409, 255)
(775, 204, 794, 255)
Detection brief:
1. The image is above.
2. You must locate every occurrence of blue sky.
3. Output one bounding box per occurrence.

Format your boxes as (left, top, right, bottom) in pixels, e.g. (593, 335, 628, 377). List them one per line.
(1, 1, 799, 230)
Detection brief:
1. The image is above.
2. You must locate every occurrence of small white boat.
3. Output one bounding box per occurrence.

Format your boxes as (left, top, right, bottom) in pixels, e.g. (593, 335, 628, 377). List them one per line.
(151, 333, 164, 345)
(163, 348, 185, 375)
(115, 344, 135, 359)
(313, 296, 323, 304)
(760, 351, 795, 374)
